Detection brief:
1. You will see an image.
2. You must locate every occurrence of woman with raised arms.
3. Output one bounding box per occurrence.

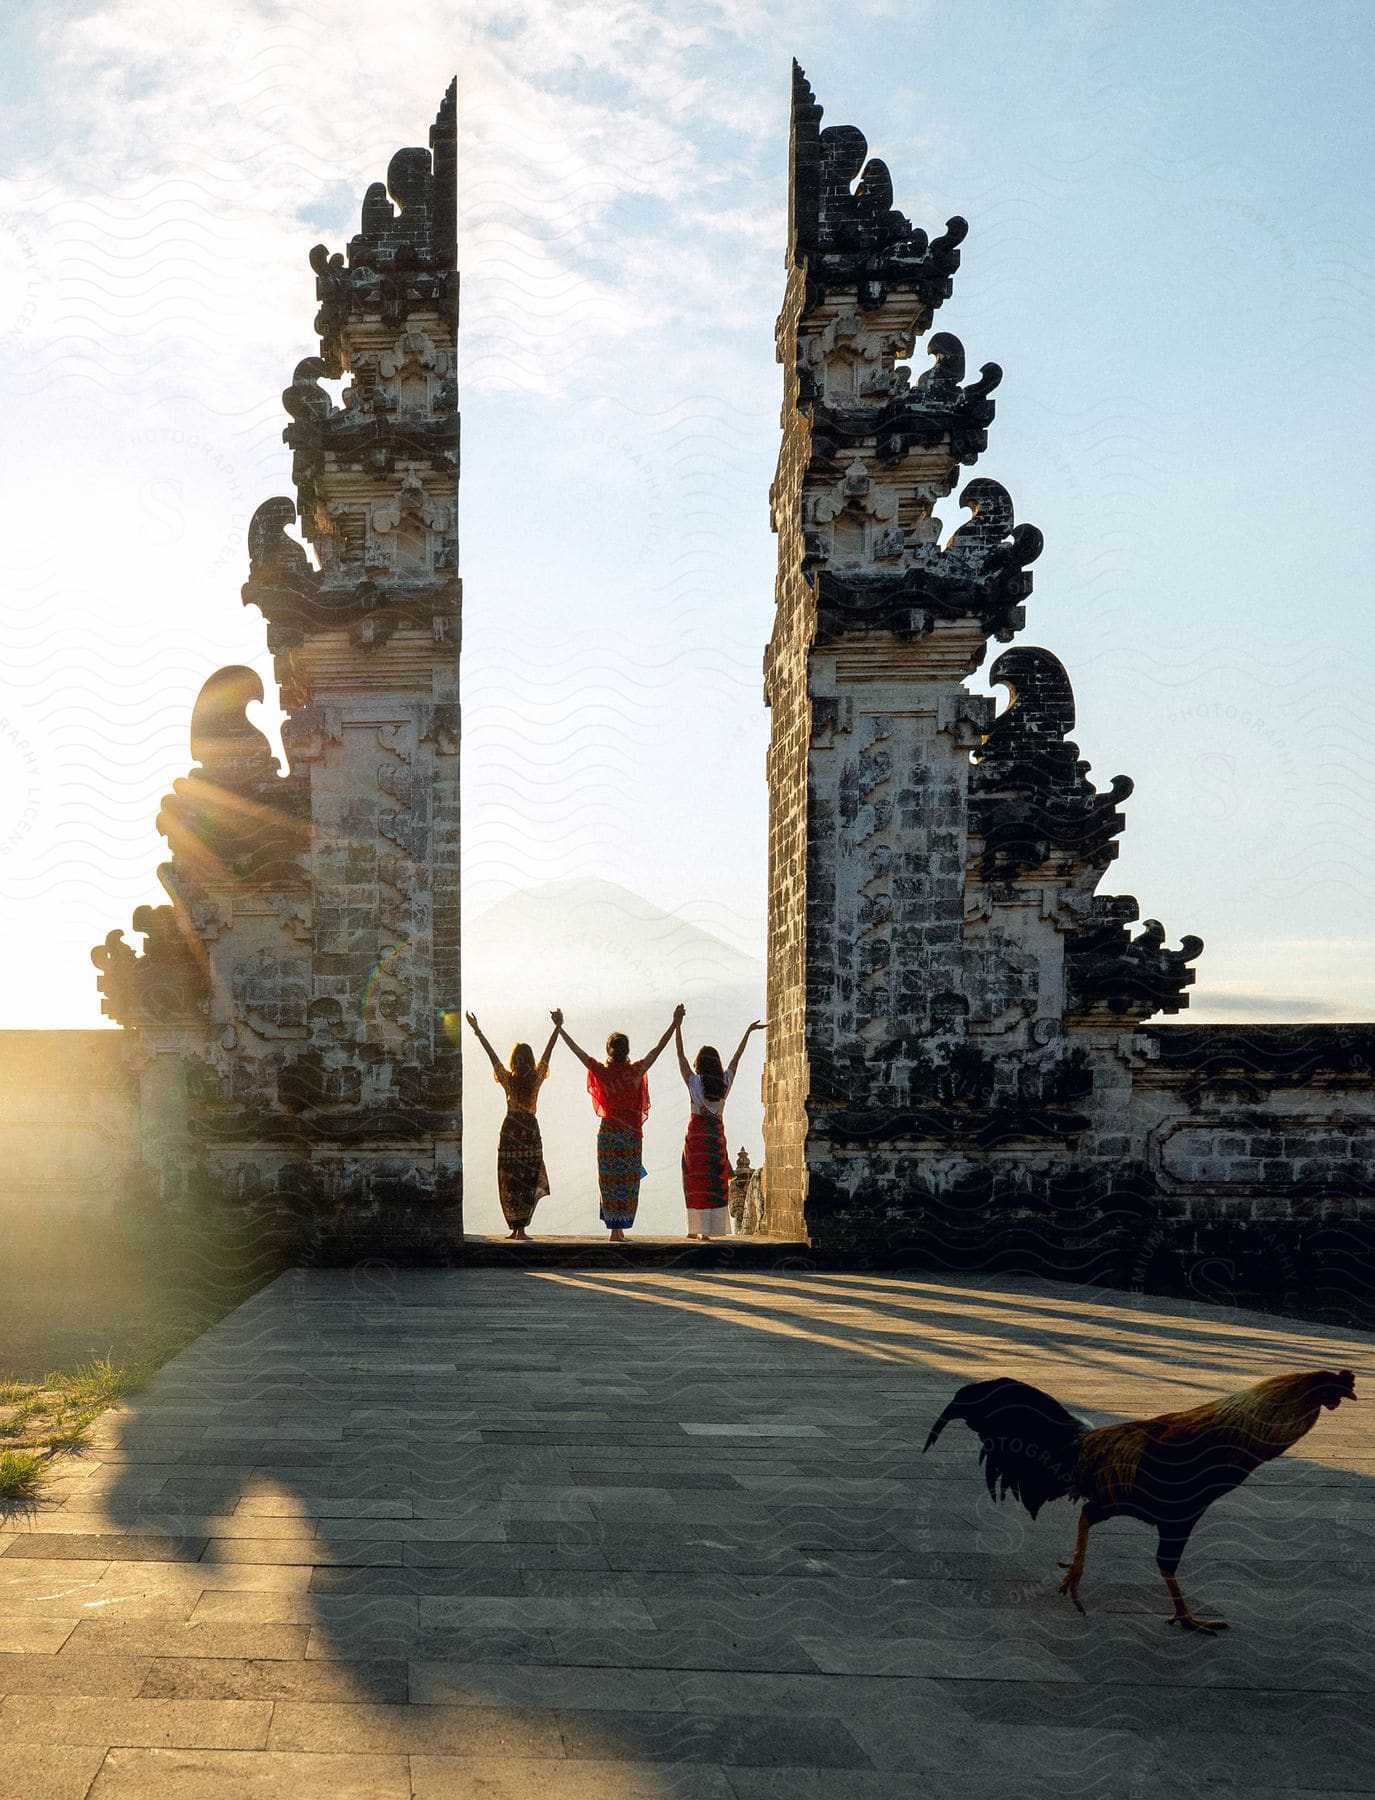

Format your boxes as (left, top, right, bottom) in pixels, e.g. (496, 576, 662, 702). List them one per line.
(465, 1009, 561, 1240)
(673, 1017, 764, 1240)
(555, 1005, 683, 1242)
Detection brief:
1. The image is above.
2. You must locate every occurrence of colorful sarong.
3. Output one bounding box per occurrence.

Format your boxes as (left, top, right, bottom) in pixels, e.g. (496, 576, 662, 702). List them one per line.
(497, 1110, 549, 1229)
(682, 1113, 730, 1218)
(597, 1123, 644, 1230)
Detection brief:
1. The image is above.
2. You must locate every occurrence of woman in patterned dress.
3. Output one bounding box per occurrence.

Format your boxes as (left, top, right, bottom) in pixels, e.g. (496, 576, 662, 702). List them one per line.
(555, 1005, 683, 1242)
(466, 1010, 561, 1240)
(673, 1017, 764, 1240)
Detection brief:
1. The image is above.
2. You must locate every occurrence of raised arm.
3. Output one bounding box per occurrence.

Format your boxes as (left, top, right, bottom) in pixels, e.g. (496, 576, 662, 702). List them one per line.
(641, 1003, 686, 1073)
(464, 1011, 502, 1071)
(726, 1019, 765, 1080)
(673, 1012, 692, 1085)
(538, 1010, 562, 1069)
(554, 1012, 596, 1071)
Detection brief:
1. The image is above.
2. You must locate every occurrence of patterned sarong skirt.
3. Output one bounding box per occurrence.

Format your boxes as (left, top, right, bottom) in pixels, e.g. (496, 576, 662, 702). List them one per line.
(497, 1111, 549, 1229)
(682, 1113, 730, 1236)
(597, 1123, 644, 1230)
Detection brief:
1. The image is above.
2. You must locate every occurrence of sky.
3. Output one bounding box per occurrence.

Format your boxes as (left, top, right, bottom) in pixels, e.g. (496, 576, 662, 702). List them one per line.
(1, 0, 1373, 1056)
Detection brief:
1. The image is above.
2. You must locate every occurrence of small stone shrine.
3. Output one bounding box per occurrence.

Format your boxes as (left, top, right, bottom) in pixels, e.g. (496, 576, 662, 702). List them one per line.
(763, 65, 1375, 1273)
(92, 87, 462, 1244)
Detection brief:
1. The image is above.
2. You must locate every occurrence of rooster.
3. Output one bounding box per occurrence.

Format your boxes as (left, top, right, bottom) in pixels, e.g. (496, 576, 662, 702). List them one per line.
(924, 1368, 1358, 1633)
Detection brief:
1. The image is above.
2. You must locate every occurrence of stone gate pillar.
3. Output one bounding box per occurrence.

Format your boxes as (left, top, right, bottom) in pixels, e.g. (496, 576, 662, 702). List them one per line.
(764, 67, 1200, 1255)
(94, 86, 462, 1248)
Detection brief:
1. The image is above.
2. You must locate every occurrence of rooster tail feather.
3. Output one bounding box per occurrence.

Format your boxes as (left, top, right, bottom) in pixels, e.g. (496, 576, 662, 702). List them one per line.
(924, 1377, 1087, 1521)
(922, 1399, 964, 1453)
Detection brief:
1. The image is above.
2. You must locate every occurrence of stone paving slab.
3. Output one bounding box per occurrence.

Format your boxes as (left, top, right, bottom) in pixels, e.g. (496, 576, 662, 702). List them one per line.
(2, 1265, 1373, 1797)
(84, 1748, 412, 1799)
(0, 1748, 108, 1800)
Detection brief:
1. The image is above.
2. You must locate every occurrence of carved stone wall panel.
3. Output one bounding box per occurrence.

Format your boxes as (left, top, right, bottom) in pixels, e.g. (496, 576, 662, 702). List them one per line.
(1152, 1115, 1375, 1195)
(814, 693, 972, 1067)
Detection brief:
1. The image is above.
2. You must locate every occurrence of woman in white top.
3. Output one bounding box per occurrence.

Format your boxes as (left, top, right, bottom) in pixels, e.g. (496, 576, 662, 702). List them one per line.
(673, 1016, 764, 1240)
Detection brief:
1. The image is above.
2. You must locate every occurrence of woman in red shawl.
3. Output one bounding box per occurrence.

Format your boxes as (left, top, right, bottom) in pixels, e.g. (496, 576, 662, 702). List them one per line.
(555, 1005, 683, 1241)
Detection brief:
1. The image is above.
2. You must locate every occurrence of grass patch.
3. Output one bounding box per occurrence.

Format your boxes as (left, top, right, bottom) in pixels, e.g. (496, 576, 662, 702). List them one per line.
(0, 1398, 40, 1437)
(44, 1419, 92, 1453)
(0, 1322, 224, 1478)
(0, 1449, 46, 1504)
(52, 1356, 135, 1413)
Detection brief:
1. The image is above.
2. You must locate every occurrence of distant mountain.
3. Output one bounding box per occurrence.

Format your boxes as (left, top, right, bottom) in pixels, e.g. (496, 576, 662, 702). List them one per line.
(462, 880, 765, 1237)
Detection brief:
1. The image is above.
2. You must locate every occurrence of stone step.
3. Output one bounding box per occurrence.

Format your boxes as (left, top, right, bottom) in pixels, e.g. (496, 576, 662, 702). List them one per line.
(454, 1235, 814, 1271)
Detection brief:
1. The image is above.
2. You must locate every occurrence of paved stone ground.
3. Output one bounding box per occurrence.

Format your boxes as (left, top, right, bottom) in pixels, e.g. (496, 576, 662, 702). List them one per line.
(2, 1266, 1372, 1799)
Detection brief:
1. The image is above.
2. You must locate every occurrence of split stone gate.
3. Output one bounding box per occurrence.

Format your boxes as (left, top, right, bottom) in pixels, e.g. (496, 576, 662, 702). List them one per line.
(81, 71, 1375, 1282)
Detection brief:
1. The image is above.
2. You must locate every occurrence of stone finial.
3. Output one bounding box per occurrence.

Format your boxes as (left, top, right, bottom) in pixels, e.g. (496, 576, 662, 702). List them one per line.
(970, 647, 1133, 879)
(347, 79, 456, 270)
(308, 82, 459, 373)
(91, 929, 139, 1025)
(241, 498, 323, 643)
(157, 666, 308, 888)
(189, 666, 279, 786)
(90, 913, 210, 1030)
(1065, 906, 1205, 1018)
(788, 60, 966, 316)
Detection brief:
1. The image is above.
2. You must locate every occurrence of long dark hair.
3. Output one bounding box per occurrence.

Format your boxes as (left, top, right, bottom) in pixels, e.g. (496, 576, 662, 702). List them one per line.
(508, 1041, 539, 1108)
(606, 1032, 630, 1064)
(694, 1044, 726, 1102)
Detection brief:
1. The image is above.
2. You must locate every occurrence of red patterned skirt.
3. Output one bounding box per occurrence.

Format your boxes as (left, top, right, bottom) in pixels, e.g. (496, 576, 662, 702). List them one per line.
(682, 1113, 730, 1213)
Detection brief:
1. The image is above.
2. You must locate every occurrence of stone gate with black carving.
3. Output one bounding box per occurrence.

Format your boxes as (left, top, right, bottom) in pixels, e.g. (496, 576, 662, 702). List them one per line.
(761, 64, 1375, 1280)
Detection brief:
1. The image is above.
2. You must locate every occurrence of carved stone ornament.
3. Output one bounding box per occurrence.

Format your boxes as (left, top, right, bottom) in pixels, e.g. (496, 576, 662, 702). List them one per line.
(970, 647, 1134, 880)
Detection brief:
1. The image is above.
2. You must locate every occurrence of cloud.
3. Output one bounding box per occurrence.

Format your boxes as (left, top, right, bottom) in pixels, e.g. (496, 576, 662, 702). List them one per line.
(0, 0, 810, 411)
(1186, 990, 1341, 1021)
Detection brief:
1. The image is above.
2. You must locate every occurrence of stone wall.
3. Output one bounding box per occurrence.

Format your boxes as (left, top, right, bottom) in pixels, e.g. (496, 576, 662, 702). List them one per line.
(791, 1027, 1375, 1306)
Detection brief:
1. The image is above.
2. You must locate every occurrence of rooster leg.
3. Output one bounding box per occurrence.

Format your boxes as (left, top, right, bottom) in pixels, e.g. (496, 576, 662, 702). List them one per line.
(1161, 1571, 1228, 1634)
(1158, 1526, 1228, 1634)
(1056, 1508, 1092, 1614)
